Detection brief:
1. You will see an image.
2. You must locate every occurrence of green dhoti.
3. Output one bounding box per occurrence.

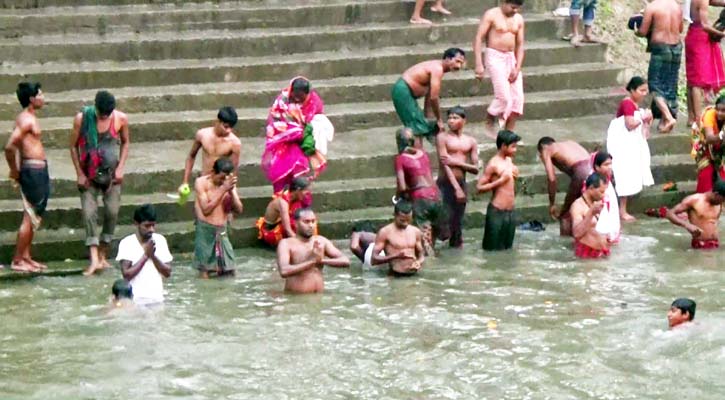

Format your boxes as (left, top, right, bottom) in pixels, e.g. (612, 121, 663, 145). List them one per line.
(194, 220, 235, 273)
(391, 77, 438, 139)
(482, 203, 516, 251)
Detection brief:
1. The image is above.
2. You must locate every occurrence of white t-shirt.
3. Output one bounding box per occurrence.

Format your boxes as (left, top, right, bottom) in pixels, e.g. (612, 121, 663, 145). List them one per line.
(116, 233, 173, 305)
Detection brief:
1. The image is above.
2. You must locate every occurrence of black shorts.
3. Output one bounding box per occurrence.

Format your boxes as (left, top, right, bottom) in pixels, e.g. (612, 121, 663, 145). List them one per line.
(19, 161, 50, 217)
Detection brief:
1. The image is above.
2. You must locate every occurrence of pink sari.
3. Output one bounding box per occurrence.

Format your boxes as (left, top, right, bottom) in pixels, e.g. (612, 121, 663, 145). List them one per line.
(261, 77, 324, 192)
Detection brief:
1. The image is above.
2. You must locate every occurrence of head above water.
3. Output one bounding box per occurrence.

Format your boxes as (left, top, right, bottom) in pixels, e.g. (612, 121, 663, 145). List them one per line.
(293, 207, 317, 238)
(393, 200, 413, 229)
(396, 127, 415, 154)
(584, 172, 607, 201)
(536, 136, 555, 153)
(668, 298, 696, 328)
(16, 82, 43, 109)
(94, 90, 116, 118)
(442, 48, 466, 71)
(133, 204, 157, 241)
(496, 130, 521, 155)
(290, 77, 310, 104)
(112, 279, 133, 300)
(216, 106, 238, 135)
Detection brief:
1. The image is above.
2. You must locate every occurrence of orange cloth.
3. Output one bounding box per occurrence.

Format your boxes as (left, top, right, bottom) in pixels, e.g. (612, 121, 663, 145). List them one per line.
(256, 217, 284, 247)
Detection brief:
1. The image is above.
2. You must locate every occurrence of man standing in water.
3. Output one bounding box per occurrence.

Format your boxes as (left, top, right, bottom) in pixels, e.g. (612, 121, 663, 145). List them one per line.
(536, 137, 593, 236)
(473, 0, 525, 139)
(666, 180, 725, 249)
(372, 201, 426, 276)
(179, 106, 241, 198)
(4, 82, 48, 273)
(70, 90, 130, 276)
(276, 208, 350, 293)
(477, 130, 520, 251)
(194, 157, 243, 278)
(636, 0, 683, 133)
(391, 48, 466, 147)
(436, 106, 479, 248)
(570, 173, 609, 258)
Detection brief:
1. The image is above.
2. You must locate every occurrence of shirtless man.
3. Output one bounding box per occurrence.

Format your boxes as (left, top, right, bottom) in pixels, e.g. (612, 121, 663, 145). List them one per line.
(276, 208, 350, 294)
(391, 48, 466, 146)
(473, 0, 525, 139)
(349, 221, 378, 267)
(477, 130, 520, 251)
(436, 106, 479, 248)
(570, 173, 610, 259)
(4, 82, 48, 273)
(194, 157, 243, 278)
(256, 177, 311, 247)
(685, 0, 725, 125)
(372, 201, 425, 276)
(637, 0, 683, 133)
(179, 106, 241, 196)
(536, 137, 593, 236)
(394, 127, 448, 254)
(666, 180, 725, 249)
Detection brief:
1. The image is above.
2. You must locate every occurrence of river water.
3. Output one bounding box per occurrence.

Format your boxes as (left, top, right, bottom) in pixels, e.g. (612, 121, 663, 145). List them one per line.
(2, 219, 724, 399)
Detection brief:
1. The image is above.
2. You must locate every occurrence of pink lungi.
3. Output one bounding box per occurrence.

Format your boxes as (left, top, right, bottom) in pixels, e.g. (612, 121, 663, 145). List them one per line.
(485, 47, 524, 120)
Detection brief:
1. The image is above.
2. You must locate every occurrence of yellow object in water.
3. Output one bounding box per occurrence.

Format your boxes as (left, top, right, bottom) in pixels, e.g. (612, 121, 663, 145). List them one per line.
(487, 320, 498, 330)
(178, 183, 191, 206)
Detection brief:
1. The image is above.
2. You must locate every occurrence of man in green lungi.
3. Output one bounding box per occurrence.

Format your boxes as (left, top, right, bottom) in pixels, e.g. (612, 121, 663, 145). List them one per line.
(391, 48, 466, 147)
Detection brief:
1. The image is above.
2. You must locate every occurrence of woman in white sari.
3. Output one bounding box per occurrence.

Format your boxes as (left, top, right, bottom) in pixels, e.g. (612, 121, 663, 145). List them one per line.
(592, 151, 621, 243)
(606, 76, 654, 221)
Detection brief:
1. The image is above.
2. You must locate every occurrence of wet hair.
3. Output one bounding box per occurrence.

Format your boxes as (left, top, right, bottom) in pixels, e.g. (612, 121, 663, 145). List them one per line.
(536, 136, 555, 152)
(133, 204, 157, 223)
(447, 105, 466, 119)
(291, 78, 310, 94)
(394, 200, 413, 215)
(496, 129, 521, 149)
(442, 47, 465, 60)
(16, 82, 41, 108)
(395, 127, 414, 154)
(593, 151, 613, 168)
(585, 172, 606, 189)
(625, 76, 647, 92)
(352, 220, 376, 233)
(217, 106, 238, 127)
(505, 0, 524, 5)
(293, 207, 314, 221)
(671, 298, 696, 321)
(94, 90, 116, 116)
(714, 180, 725, 196)
(112, 279, 133, 299)
(289, 177, 310, 191)
(212, 157, 234, 174)
(717, 94, 725, 106)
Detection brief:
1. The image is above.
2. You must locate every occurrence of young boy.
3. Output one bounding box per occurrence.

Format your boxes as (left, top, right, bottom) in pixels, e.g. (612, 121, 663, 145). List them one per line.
(477, 130, 520, 251)
(110, 279, 134, 309)
(668, 298, 696, 329)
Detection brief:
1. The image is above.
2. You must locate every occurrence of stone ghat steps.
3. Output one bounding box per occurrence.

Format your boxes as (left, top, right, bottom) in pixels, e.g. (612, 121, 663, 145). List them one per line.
(0, 41, 607, 93)
(0, 16, 566, 63)
(0, 87, 625, 148)
(0, 114, 693, 198)
(0, 0, 544, 36)
(0, 62, 621, 121)
(0, 181, 694, 263)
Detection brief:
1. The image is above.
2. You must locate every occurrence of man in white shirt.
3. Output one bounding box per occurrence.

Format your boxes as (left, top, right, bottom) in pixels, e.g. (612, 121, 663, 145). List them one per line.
(116, 204, 172, 305)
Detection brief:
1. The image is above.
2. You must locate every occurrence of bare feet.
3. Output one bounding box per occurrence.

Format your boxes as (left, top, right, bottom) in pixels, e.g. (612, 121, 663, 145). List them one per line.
(658, 118, 676, 133)
(99, 259, 112, 270)
(483, 121, 498, 140)
(11, 260, 38, 273)
(570, 35, 582, 47)
(582, 34, 601, 43)
(430, 5, 451, 15)
(83, 263, 103, 276)
(199, 270, 210, 279)
(620, 213, 637, 222)
(24, 257, 47, 271)
(409, 17, 433, 25)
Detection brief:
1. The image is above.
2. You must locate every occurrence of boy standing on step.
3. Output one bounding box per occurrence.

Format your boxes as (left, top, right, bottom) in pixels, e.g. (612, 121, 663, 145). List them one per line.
(473, 0, 525, 140)
(70, 90, 130, 276)
(4, 82, 48, 273)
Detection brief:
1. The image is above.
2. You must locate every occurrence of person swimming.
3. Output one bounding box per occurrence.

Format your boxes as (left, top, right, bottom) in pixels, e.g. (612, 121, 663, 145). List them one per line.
(668, 298, 696, 329)
(110, 278, 133, 309)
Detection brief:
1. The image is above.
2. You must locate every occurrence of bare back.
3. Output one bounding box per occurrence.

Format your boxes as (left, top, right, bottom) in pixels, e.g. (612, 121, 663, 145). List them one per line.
(647, 0, 683, 45)
(546, 141, 590, 176)
(197, 127, 242, 175)
(402, 60, 444, 98)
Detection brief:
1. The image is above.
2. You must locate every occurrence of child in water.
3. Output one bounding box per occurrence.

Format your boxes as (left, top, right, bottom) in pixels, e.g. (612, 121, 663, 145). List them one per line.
(110, 279, 134, 309)
(668, 298, 696, 329)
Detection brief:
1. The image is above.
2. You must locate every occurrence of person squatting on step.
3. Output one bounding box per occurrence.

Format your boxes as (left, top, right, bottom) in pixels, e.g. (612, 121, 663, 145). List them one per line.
(179, 107, 241, 199)
(435, 106, 479, 248)
(570, 172, 610, 259)
(70, 90, 130, 276)
(477, 130, 520, 251)
(536, 137, 592, 236)
(392, 48, 466, 148)
(473, 0, 525, 140)
(635, 0, 682, 133)
(666, 180, 725, 249)
(194, 157, 243, 279)
(4, 82, 48, 273)
(276, 208, 349, 294)
(256, 177, 312, 248)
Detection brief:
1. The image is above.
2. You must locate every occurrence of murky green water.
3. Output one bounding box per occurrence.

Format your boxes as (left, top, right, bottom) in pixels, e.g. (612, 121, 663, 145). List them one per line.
(2, 219, 725, 399)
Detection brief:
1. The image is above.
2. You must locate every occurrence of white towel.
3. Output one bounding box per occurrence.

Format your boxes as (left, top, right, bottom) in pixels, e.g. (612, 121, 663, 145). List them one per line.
(310, 114, 334, 155)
